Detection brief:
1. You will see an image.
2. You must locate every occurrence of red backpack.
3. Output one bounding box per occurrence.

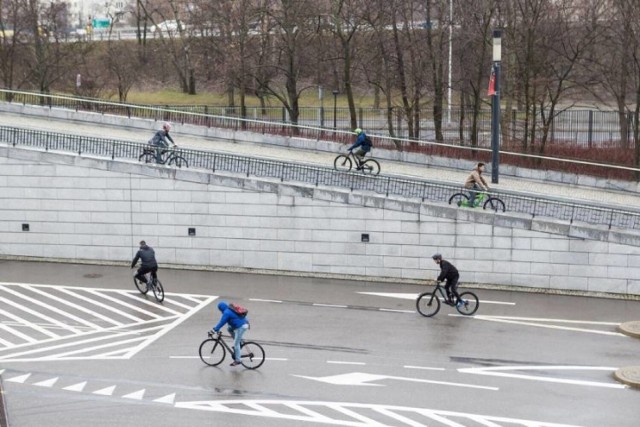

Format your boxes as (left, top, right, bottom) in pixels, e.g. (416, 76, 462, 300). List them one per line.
(229, 303, 248, 318)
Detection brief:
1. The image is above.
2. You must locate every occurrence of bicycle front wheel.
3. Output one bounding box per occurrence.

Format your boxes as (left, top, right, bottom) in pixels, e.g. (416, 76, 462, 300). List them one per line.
(483, 197, 506, 212)
(448, 193, 469, 207)
(416, 292, 440, 317)
(168, 155, 188, 168)
(361, 159, 380, 176)
(199, 339, 226, 366)
(133, 277, 148, 295)
(456, 292, 479, 315)
(334, 155, 352, 172)
(152, 279, 165, 302)
(240, 341, 265, 370)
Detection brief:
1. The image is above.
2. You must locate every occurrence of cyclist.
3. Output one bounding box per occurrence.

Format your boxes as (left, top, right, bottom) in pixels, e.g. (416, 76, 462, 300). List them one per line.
(209, 301, 250, 366)
(464, 162, 489, 207)
(131, 240, 158, 291)
(347, 128, 372, 169)
(148, 122, 176, 164)
(432, 253, 461, 306)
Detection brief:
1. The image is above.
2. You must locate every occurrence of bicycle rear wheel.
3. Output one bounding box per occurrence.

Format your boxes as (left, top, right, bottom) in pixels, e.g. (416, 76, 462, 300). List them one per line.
(138, 152, 155, 164)
(416, 292, 440, 317)
(133, 277, 148, 295)
(483, 197, 505, 212)
(456, 292, 479, 315)
(152, 279, 165, 302)
(448, 193, 469, 207)
(334, 155, 352, 172)
(199, 339, 226, 366)
(239, 341, 265, 370)
(168, 155, 188, 168)
(361, 159, 380, 176)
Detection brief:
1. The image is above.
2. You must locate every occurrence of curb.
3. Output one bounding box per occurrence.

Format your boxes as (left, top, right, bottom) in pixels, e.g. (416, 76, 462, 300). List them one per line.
(613, 366, 640, 388)
(618, 321, 640, 338)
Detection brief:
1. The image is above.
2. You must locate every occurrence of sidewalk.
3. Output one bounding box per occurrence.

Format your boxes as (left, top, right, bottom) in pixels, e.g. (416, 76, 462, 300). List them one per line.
(2, 111, 640, 209)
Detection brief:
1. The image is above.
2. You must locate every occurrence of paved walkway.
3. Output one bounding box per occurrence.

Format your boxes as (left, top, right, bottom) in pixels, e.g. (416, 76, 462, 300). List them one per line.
(3, 111, 640, 209)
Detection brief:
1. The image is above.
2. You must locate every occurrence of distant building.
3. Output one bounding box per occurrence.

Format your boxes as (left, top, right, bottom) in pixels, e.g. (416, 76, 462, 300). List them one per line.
(65, 0, 130, 29)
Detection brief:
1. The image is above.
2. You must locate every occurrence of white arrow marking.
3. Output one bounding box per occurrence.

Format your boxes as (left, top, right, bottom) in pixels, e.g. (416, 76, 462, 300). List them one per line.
(63, 381, 87, 392)
(6, 373, 31, 383)
(92, 385, 116, 396)
(294, 372, 498, 390)
(358, 292, 514, 305)
(123, 389, 146, 400)
(33, 377, 59, 387)
(154, 393, 176, 404)
(459, 366, 626, 389)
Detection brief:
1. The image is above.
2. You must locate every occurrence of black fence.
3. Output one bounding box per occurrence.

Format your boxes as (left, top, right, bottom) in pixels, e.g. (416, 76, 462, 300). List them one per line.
(1, 125, 639, 232)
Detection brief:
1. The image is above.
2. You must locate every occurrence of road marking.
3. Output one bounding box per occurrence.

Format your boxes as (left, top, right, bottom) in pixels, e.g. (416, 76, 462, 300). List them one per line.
(93, 385, 116, 396)
(63, 381, 87, 392)
(56, 288, 144, 323)
(379, 308, 415, 313)
(0, 296, 67, 337)
(459, 366, 626, 389)
(123, 389, 146, 400)
(467, 315, 625, 336)
(265, 357, 288, 361)
(313, 303, 348, 308)
(169, 356, 200, 359)
(85, 289, 163, 320)
(249, 298, 283, 303)
(154, 393, 176, 404)
(174, 400, 578, 426)
(359, 292, 515, 305)
(115, 290, 181, 315)
(6, 373, 31, 384)
(326, 361, 367, 366)
(404, 365, 446, 371)
(294, 372, 498, 390)
(33, 377, 59, 387)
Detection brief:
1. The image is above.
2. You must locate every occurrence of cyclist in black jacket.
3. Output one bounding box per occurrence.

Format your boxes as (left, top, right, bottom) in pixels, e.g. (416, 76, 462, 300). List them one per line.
(432, 253, 460, 305)
(131, 240, 158, 291)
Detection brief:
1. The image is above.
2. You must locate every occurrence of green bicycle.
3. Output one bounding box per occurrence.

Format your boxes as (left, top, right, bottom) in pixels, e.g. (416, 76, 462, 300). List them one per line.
(448, 191, 506, 212)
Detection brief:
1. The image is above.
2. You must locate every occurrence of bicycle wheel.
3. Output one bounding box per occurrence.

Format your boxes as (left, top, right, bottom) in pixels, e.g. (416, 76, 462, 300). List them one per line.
(416, 292, 440, 317)
(483, 197, 506, 212)
(361, 159, 381, 176)
(448, 193, 469, 207)
(168, 155, 188, 168)
(239, 341, 265, 370)
(456, 292, 479, 316)
(333, 155, 352, 172)
(199, 339, 226, 366)
(138, 152, 155, 164)
(152, 279, 165, 302)
(133, 277, 148, 295)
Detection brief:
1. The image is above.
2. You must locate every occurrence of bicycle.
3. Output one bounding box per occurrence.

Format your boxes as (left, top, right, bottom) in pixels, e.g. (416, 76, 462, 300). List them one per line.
(199, 331, 265, 369)
(334, 150, 381, 175)
(416, 281, 479, 317)
(448, 190, 505, 212)
(133, 270, 165, 302)
(139, 145, 189, 168)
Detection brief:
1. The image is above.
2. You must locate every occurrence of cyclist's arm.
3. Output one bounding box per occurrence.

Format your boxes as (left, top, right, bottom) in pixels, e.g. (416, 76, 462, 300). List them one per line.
(131, 252, 141, 268)
(166, 133, 175, 145)
(212, 312, 230, 332)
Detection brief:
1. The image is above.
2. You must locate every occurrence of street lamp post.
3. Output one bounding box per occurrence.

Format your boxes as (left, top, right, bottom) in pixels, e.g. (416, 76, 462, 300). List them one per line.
(332, 89, 339, 129)
(490, 29, 502, 184)
(319, 86, 324, 127)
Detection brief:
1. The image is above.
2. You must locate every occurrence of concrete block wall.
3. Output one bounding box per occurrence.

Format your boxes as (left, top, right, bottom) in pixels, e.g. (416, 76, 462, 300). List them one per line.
(1, 145, 639, 296)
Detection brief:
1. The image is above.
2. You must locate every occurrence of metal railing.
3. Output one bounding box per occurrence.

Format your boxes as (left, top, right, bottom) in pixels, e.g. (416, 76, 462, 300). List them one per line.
(1, 125, 639, 232)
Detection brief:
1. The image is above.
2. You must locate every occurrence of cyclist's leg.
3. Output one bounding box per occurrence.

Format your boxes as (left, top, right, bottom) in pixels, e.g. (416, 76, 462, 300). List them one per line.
(136, 266, 151, 284)
(355, 148, 365, 168)
(468, 184, 480, 207)
(233, 325, 248, 362)
(151, 266, 158, 281)
(443, 281, 453, 303)
(450, 276, 461, 302)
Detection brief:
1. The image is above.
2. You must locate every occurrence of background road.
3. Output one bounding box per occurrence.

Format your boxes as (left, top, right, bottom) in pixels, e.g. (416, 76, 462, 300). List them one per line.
(0, 260, 637, 426)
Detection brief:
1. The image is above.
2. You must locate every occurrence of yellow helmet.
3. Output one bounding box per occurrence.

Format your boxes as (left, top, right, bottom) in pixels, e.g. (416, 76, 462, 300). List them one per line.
(354, 128, 362, 135)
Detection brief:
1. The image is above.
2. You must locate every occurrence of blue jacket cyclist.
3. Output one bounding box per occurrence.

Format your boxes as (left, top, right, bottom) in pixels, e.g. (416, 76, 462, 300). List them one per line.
(209, 301, 249, 366)
(347, 128, 372, 166)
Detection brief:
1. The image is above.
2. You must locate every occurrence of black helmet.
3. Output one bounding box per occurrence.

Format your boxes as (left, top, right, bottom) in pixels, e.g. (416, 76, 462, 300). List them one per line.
(432, 253, 442, 260)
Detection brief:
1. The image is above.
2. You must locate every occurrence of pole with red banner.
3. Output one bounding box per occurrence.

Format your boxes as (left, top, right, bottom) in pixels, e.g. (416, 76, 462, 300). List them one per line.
(490, 30, 502, 184)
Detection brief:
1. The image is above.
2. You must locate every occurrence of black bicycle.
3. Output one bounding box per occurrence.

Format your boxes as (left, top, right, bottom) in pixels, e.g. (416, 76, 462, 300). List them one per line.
(416, 281, 479, 317)
(199, 331, 265, 369)
(139, 145, 188, 168)
(133, 271, 165, 302)
(334, 150, 381, 175)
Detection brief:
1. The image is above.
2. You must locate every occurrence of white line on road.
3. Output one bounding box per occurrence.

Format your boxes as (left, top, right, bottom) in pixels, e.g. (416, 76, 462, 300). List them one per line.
(467, 315, 625, 336)
(313, 303, 348, 308)
(326, 361, 367, 366)
(358, 292, 516, 306)
(0, 297, 65, 338)
(379, 308, 415, 313)
(249, 298, 283, 303)
(404, 365, 446, 371)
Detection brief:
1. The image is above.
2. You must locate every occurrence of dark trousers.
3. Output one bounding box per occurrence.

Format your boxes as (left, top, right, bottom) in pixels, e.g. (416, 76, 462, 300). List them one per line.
(136, 265, 158, 284)
(444, 276, 460, 302)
